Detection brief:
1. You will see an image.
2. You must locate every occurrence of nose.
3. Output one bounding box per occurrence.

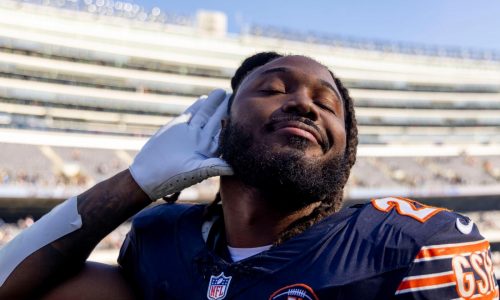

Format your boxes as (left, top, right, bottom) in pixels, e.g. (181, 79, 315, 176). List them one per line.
(281, 90, 319, 121)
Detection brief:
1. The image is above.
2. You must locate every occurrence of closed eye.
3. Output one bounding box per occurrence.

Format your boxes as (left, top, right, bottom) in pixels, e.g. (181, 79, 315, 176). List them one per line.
(315, 100, 336, 114)
(260, 89, 285, 95)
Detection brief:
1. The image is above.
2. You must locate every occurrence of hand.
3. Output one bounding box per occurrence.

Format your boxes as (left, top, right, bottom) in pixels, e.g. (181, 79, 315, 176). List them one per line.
(129, 89, 234, 200)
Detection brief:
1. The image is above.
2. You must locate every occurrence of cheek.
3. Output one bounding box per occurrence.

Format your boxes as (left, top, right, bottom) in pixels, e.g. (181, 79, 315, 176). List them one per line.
(231, 98, 277, 128)
(326, 117, 347, 152)
(336, 129, 347, 153)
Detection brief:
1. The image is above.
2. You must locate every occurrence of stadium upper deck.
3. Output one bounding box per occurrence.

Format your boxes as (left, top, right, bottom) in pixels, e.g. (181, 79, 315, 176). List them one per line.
(0, 0, 500, 143)
(0, 0, 499, 200)
(1, 0, 499, 277)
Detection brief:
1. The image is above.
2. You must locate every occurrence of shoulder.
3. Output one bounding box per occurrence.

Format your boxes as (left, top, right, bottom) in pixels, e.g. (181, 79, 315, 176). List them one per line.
(337, 196, 488, 276)
(358, 197, 500, 299)
(118, 203, 206, 292)
(354, 196, 483, 247)
(131, 202, 203, 231)
(119, 203, 204, 263)
(334, 197, 498, 299)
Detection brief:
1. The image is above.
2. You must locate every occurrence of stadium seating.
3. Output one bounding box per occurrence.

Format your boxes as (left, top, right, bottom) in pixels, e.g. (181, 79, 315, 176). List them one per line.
(0, 0, 498, 275)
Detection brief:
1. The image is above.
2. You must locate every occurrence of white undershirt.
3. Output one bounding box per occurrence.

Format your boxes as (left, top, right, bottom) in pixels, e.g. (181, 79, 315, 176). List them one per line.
(227, 245, 272, 262)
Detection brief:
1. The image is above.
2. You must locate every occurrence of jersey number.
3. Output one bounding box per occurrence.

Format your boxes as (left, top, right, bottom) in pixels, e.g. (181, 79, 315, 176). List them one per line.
(371, 197, 445, 223)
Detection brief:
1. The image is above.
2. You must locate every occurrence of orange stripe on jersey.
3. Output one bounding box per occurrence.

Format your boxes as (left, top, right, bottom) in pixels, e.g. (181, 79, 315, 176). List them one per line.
(397, 272, 456, 292)
(416, 240, 490, 261)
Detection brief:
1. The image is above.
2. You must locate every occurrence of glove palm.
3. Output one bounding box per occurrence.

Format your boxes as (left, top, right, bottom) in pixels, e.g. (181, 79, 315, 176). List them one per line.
(130, 89, 233, 200)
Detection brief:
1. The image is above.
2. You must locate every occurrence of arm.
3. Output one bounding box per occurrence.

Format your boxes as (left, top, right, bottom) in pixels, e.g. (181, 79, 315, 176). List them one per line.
(0, 89, 232, 299)
(41, 262, 137, 300)
(0, 170, 149, 299)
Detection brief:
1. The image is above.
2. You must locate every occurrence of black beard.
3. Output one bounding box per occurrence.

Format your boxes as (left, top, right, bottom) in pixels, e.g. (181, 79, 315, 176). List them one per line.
(220, 119, 347, 212)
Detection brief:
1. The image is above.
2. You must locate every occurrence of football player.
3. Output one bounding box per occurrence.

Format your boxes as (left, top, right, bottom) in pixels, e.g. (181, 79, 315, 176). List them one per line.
(0, 52, 498, 299)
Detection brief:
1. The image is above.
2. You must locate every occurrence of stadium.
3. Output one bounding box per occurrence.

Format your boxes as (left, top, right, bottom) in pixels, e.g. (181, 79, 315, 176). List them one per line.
(0, 0, 499, 280)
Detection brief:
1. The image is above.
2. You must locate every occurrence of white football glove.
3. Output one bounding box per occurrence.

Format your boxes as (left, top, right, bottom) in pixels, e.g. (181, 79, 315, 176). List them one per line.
(129, 89, 234, 200)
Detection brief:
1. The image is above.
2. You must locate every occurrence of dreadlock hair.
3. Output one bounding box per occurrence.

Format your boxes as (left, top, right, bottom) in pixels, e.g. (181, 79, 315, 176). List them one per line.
(204, 51, 358, 245)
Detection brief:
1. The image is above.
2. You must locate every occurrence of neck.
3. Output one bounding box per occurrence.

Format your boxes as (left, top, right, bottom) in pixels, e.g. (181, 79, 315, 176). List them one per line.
(219, 176, 320, 248)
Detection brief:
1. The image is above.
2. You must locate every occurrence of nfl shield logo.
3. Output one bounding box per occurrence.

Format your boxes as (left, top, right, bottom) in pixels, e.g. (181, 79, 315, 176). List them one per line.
(207, 272, 232, 300)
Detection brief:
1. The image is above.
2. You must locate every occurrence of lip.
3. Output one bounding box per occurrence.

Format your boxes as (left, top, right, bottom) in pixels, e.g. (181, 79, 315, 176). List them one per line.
(272, 121, 323, 146)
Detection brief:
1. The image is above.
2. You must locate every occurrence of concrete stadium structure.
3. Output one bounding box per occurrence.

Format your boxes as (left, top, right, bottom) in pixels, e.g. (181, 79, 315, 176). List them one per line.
(0, 0, 499, 201)
(0, 0, 499, 275)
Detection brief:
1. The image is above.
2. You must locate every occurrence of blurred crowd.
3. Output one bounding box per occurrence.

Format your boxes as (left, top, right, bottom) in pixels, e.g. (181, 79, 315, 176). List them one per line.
(0, 167, 89, 187)
(1, 142, 499, 194)
(0, 216, 130, 250)
(1, 150, 499, 193)
(466, 211, 500, 232)
(0, 145, 129, 189)
(348, 154, 500, 189)
(1, 212, 500, 267)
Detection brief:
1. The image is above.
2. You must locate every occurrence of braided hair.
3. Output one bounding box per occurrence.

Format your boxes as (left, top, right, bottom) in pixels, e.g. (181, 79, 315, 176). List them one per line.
(206, 51, 358, 245)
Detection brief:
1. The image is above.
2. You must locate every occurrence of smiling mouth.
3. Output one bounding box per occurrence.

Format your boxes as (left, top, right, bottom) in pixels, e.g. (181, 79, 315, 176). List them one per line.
(275, 126, 321, 145)
(267, 119, 329, 152)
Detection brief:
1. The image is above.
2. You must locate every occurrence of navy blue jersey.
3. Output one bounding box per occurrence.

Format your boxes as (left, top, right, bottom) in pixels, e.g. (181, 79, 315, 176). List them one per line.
(118, 197, 498, 299)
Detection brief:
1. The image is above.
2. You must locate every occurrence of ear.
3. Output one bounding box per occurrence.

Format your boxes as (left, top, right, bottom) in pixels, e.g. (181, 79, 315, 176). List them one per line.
(218, 118, 228, 152)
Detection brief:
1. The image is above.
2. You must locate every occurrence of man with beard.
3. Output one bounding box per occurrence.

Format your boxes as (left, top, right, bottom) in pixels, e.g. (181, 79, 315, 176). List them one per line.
(0, 52, 498, 299)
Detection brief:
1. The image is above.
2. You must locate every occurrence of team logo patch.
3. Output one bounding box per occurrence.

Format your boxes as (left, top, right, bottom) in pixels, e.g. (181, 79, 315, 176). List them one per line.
(269, 283, 319, 300)
(455, 217, 474, 234)
(207, 272, 232, 300)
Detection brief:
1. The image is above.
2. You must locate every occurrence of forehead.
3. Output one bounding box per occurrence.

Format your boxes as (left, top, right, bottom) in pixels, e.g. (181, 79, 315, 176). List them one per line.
(243, 55, 333, 86)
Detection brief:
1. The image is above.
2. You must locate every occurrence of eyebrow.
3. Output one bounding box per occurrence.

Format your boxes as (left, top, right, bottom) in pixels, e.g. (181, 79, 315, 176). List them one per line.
(318, 79, 342, 102)
(260, 66, 292, 76)
(260, 66, 343, 102)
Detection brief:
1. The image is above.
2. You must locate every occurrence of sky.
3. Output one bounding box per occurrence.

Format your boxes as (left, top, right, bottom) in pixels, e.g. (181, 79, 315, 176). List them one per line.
(135, 0, 500, 52)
